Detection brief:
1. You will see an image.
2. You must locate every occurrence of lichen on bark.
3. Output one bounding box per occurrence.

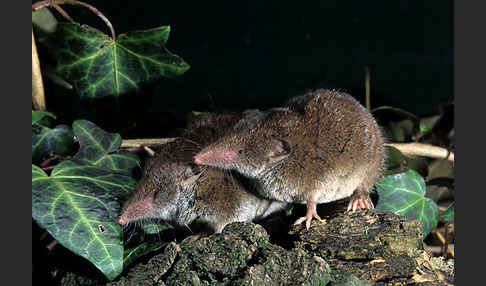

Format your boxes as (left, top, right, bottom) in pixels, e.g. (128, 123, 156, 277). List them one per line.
(60, 212, 453, 286)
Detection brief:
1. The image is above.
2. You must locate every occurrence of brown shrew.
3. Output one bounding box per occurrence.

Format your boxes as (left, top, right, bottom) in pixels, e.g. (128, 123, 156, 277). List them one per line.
(118, 112, 286, 234)
(193, 89, 386, 229)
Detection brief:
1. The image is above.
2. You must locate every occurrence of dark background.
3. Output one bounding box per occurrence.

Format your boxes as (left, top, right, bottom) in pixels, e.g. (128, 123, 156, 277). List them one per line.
(43, 0, 452, 136)
(24, 1, 486, 285)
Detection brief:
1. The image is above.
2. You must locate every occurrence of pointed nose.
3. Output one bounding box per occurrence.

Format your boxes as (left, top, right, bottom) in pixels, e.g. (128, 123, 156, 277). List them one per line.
(118, 217, 126, 225)
(194, 150, 211, 165)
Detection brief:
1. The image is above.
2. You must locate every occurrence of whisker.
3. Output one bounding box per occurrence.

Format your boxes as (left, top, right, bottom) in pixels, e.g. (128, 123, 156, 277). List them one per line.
(184, 223, 193, 234)
(180, 138, 202, 148)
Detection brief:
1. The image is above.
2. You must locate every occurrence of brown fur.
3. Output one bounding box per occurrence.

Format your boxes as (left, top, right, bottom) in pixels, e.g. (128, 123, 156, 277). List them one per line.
(194, 89, 386, 206)
(119, 112, 286, 233)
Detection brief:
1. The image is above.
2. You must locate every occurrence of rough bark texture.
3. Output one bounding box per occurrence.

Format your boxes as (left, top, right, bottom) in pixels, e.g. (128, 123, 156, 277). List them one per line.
(59, 212, 454, 286)
(290, 211, 454, 285)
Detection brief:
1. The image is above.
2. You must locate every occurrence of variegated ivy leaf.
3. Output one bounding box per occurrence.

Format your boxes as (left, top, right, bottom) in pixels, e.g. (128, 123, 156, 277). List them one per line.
(123, 241, 167, 268)
(32, 124, 75, 164)
(72, 119, 141, 176)
(375, 170, 439, 240)
(441, 202, 454, 222)
(32, 110, 56, 127)
(50, 23, 190, 99)
(32, 161, 137, 280)
(32, 111, 75, 164)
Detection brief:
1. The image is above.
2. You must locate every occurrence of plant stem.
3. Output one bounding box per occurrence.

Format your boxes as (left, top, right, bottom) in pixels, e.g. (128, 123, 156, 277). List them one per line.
(124, 146, 157, 157)
(122, 138, 454, 163)
(121, 138, 176, 148)
(364, 66, 371, 110)
(51, 4, 75, 23)
(385, 142, 454, 162)
(42, 166, 56, 172)
(433, 229, 454, 258)
(32, 29, 46, 111)
(32, 0, 116, 40)
(40, 155, 60, 167)
(46, 240, 58, 251)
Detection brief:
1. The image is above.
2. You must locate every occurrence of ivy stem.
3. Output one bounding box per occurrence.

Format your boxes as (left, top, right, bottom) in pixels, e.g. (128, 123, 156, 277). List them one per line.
(51, 4, 75, 23)
(433, 229, 454, 258)
(39, 155, 60, 168)
(42, 166, 56, 172)
(32, 0, 116, 40)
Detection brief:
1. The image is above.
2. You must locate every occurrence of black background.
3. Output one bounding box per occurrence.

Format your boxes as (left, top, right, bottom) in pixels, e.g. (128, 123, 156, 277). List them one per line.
(24, 1, 468, 285)
(40, 0, 452, 137)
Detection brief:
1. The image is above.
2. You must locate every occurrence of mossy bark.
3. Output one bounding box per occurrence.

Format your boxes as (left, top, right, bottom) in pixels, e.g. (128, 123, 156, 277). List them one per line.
(289, 211, 453, 285)
(60, 212, 453, 286)
(103, 222, 330, 286)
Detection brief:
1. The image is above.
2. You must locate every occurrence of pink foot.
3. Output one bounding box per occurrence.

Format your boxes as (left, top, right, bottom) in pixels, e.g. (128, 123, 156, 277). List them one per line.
(347, 190, 374, 213)
(294, 201, 322, 230)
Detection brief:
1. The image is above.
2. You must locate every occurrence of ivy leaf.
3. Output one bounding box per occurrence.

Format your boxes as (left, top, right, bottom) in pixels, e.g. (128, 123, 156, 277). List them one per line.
(441, 202, 454, 222)
(372, 106, 421, 141)
(419, 121, 430, 133)
(32, 124, 75, 164)
(141, 221, 173, 235)
(32, 110, 56, 127)
(285, 205, 294, 216)
(51, 23, 190, 99)
(371, 106, 421, 126)
(32, 111, 75, 164)
(384, 146, 406, 175)
(375, 170, 439, 240)
(419, 115, 441, 134)
(32, 161, 137, 280)
(72, 120, 141, 176)
(32, 7, 58, 34)
(123, 242, 167, 268)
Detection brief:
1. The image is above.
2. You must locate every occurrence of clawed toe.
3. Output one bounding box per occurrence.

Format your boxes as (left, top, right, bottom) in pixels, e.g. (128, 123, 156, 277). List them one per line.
(294, 201, 322, 230)
(293, 216, 307, 226)
(347, 197, 374, 213)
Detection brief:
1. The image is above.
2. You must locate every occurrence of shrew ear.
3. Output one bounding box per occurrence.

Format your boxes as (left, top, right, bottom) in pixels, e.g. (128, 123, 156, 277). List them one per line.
(267, 138, 291, 162)
(182, 166, 202, 187)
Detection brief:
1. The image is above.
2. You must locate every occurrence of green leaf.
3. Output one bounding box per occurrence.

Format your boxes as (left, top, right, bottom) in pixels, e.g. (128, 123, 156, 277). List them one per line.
(419, 122, 429, 133)
(32, 7, 58, 34)
(428, 159, 454, 181)
(404, 156, 429, 178)
(141, 221, 173, 235)
(375, 170, 439, 240)
(191, 111, 209, 116)
(51, 23, 190, 99)
(425, 177, 454, 203)
(448, 128, 454, 146)
(32, 161, 137, 280)
(32, 124, 75, 163)
(32, 110, 56, 127)
(371, 106, 421, 124)
(384, 146, 406, 175)
(441, 202, 454, 222)
(372, 106, 421, 141)
(419, 115, 440, 134)
(72, 120, 141, 176)
(285, 205, 294, 216)
(123, 242, 167, 268)
(32, 111, 75, 164)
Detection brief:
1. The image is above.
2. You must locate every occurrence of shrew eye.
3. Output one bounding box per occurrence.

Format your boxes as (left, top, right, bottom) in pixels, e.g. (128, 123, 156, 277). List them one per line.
(238, 149, 245, 155)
